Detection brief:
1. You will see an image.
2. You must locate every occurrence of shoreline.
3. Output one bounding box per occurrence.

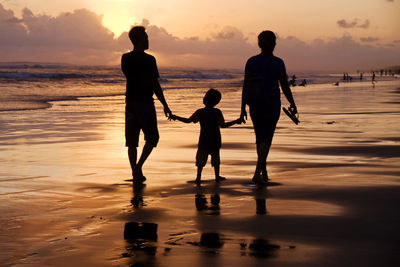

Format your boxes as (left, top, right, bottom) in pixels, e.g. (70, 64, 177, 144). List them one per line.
(0, 75, 398, 112)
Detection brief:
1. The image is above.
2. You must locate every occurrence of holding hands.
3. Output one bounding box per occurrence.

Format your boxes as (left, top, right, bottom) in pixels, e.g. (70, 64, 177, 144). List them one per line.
(164, 105, 172, 117)
(234, 117, 245, 125)
(168, 113, 177, 121)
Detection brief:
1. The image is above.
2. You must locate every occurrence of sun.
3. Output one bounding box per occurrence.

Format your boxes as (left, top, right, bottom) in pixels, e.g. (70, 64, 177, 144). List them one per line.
(84, 0, 139, 38)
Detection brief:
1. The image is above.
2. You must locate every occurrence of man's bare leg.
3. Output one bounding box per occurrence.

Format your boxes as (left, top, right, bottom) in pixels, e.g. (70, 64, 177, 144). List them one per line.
(133, 142, 154, 179)
(128, 146, 137, 177)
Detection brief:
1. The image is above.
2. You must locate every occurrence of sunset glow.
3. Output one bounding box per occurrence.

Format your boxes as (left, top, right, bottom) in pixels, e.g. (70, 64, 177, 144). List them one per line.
(1, 0, 399, 70)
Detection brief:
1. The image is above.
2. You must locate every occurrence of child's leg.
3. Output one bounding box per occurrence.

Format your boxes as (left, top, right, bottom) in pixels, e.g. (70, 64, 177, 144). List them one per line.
(196, 166, 203, 183)
(195, 149, 207, 183)
(211, 150, 225, 181)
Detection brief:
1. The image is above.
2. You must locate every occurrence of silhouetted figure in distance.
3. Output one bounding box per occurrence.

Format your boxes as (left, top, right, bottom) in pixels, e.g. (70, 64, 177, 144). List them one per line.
(121, 26, 171, 183)
(289, 74, 296, 86)
(240, 30, 297, 184)
(170, 89, 242, 183)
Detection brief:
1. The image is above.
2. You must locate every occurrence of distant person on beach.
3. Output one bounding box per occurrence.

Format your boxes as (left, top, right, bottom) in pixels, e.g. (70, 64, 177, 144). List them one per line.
(289, 74, 296, 86)
(299, 79, 307, 86)
(169, 89, 242, 184)
(240, 30, 297, 185)
(121, 26, 171, 183)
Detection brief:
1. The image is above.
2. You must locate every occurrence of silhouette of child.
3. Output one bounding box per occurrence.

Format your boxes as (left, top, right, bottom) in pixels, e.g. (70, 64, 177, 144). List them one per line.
(169, 89, 242, 183)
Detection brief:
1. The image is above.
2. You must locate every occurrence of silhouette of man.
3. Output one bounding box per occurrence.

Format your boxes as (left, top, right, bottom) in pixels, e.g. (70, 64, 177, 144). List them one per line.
(240, 30, 297, 184)
(121, 26, 171, 182)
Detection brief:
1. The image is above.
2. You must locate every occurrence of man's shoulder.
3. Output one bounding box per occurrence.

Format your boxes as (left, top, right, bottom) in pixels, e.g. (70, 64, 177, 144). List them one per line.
(248, 54, 283, 62)
(271, 55, 284, 64)
(121, 51, 156, 60)
(122, 51, 133, 58)
(246, 55, 259, 64)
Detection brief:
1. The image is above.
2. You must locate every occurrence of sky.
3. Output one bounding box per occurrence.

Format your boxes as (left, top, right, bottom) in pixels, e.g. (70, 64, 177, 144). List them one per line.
(0, 0, 399, 71)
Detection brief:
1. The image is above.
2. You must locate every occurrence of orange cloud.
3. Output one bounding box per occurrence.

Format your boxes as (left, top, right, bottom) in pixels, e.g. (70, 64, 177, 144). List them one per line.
(337, 19, 370, 29)
(1, 4, 399, 71)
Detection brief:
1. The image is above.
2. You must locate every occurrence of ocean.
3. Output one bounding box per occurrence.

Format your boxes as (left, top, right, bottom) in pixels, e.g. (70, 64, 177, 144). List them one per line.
(1, 62, 394, 112)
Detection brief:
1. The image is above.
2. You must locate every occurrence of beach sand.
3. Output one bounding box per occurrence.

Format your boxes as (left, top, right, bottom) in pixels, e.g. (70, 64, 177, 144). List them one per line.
(0, 80, 399, 266)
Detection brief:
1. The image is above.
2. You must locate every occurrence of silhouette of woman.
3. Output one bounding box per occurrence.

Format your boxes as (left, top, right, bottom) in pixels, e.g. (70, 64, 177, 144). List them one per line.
(240, 31, 297, 184)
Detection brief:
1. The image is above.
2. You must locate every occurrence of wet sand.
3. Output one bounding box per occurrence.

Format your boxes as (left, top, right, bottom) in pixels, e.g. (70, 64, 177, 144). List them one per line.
(1, 80, 400, 266)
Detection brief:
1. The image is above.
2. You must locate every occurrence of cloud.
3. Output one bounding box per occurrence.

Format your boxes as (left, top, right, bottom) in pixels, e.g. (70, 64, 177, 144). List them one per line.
(360, 37, 380, 42)
(211, 26, 246, 40)
(358, 19, 370, 28)
(0, 3, 120, 64)
(337, 19, 370, 29)
(115, 20, 256, 68)
(0, 3, 399, 71)
(337, 19, 357, 28)
(275, 34, 400, 71)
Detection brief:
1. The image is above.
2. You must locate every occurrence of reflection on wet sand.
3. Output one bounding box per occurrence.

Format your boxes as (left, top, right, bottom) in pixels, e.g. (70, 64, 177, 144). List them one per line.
(124, 183, 158, 266)
(191, 182, 286, 259)
(131, 183, 146, 208)
(254, 186, 268, 215)
(248, 239, 281, 258)
(123, 221, 158, 267)
(195, 184, 221, 215)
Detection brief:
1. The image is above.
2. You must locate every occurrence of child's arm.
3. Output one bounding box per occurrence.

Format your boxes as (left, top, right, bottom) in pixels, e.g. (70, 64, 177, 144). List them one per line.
(218, 110, 242, 128)
(170, 114, 191, 123)
(170, 111, 199, 124)
(220, 118, 242, 128)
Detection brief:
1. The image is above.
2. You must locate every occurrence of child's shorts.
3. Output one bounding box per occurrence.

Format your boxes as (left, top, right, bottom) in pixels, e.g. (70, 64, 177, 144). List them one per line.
(196, 148, 220, 167)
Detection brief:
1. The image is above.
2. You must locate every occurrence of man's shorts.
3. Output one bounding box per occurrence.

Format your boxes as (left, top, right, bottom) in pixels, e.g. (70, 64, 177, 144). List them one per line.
(249, 101, 280, 145)
(196, 148, 220, 167)
(125, 102, 159, 147)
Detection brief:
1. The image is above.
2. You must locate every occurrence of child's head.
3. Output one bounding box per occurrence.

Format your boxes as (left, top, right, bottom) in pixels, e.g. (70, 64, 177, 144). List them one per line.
(203, 88, 221, 107)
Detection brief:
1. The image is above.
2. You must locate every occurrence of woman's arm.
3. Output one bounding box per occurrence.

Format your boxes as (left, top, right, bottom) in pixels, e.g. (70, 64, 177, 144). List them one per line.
(280, 72, 297, 113)
(240, 73, 249, 120)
